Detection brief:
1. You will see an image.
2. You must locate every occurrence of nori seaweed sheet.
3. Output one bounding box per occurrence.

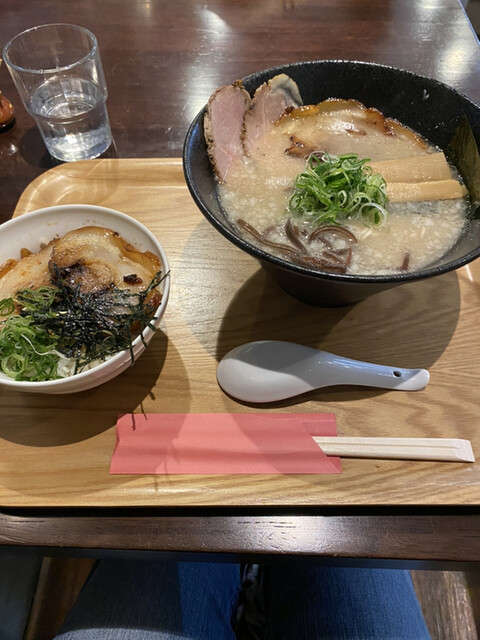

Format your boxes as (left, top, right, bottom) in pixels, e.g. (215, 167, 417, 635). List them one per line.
(447, 115, 480, 218)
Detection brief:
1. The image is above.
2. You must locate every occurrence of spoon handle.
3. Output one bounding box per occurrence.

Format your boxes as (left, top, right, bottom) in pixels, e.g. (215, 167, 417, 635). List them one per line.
(313, 437, 474, 462)
(314, 351, 430, 391)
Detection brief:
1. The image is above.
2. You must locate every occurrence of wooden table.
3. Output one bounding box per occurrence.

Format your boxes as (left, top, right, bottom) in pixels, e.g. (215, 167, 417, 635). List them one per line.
(1, 0, 480, 565)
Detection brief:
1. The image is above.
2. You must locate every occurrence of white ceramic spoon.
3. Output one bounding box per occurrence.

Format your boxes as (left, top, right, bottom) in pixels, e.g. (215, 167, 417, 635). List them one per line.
(217, 340, 430, 403)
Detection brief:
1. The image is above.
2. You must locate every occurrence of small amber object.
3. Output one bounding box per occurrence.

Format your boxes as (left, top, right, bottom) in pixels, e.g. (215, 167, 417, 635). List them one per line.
(0, 90, 15, 131)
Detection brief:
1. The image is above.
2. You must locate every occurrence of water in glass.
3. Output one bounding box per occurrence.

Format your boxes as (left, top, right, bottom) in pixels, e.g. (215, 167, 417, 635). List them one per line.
(29, 76, 111, 162)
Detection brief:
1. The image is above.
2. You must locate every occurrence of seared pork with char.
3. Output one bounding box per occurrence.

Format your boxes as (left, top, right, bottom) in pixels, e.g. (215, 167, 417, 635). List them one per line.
(0, 226, 162, 306)
(204, 74, 302, 181)
(0, 242, 53, 301)
(204, 81, 251, 182)
(242, 74, 302, 156)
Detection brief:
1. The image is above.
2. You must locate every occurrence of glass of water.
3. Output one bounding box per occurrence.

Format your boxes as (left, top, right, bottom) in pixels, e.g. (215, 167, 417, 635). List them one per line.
(3, 24, 112, 162)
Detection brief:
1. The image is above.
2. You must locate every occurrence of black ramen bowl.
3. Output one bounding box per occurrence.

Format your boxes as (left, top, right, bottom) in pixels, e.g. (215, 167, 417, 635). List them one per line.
(183, 60, 480, 306)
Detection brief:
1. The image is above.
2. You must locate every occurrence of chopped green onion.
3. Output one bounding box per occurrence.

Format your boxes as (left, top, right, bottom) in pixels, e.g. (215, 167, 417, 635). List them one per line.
(0, 298, 15, 317)
(0, 311, 60, 381)
(288, 152, 389, 227)
(0, 269, 167, 382)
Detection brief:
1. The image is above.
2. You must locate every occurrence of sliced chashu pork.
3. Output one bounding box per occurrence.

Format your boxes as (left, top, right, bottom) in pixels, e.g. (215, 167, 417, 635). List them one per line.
(0, 242, 53, 301)
(278, 99, 429, 161)
(0, 226, 162, 306)
(242, 74, 302, 156)
(204, 74, 302, 181)
(204, 81, 251, 182)
(50, 226, 161, 297)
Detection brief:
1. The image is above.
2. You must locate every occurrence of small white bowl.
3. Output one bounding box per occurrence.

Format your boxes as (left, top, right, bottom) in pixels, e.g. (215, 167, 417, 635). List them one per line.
(0, 204, 170, 394)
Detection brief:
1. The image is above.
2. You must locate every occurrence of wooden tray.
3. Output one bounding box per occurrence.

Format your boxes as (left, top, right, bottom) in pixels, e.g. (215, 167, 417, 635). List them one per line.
(1, 158, 479, 507)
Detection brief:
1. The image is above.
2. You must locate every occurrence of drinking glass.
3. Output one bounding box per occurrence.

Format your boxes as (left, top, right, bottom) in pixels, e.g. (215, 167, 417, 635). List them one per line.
(3, 24, 112, 162)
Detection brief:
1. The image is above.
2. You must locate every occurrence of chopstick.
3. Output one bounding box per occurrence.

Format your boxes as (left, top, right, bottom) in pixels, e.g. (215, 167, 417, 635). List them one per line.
(313, 436, 475, 462)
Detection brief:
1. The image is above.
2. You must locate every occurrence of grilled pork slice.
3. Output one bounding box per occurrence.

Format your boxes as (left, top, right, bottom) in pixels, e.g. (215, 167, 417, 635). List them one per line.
(242, 74, 302, 156)
(50, 227, 160, 294)
(277, 99, 429, 161)
(0, 242, 53, 301)
(0, 226, 162, 306)
(204, 81, 251, 182)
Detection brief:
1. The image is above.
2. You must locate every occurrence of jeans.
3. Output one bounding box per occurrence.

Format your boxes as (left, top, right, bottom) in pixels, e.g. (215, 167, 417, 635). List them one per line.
(55, 560, 431, 640)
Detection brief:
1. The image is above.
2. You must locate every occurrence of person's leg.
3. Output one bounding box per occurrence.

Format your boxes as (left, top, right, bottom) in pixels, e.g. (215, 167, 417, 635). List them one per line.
(263, 565, 431, 640)
(55, 559, 241, 640)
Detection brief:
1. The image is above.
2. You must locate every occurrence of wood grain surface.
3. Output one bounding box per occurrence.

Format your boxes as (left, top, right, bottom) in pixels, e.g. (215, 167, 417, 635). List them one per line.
(1, 157, 479, 508)
(1, 0, 480, 224)
(2, 507, 480, 564)
(1, 0, 480, 561)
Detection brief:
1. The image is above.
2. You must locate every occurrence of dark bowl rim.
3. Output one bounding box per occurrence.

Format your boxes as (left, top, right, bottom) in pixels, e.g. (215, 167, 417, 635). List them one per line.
(183, 59, 480, 285)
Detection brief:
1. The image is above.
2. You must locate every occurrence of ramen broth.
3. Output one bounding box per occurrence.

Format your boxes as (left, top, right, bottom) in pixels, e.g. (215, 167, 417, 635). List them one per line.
(217, 102, 468, 275)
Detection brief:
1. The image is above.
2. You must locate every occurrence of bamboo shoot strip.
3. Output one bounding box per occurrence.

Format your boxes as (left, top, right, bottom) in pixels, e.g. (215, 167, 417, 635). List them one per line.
(368, 152, 451, 183)
(313, 437, 475, 462)
(387, 180, 468, 202)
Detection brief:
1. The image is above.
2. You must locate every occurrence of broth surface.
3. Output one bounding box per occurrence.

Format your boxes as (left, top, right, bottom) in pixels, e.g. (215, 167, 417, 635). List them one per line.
(218, 103, 468, 275)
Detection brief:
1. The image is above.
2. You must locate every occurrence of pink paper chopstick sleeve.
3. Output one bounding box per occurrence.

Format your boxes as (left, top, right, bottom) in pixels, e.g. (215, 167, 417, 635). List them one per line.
(110, 413, 341, 475)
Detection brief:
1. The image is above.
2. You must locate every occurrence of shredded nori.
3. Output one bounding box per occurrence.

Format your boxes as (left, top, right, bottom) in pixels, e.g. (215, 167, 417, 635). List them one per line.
(5, 266, 168, 378)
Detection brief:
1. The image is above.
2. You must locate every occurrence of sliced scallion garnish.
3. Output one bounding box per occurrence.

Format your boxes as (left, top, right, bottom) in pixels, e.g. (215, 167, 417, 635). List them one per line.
(0, 311, 60, 381)
(288, 152, 389, 227)
(0, 269, 167, 382)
